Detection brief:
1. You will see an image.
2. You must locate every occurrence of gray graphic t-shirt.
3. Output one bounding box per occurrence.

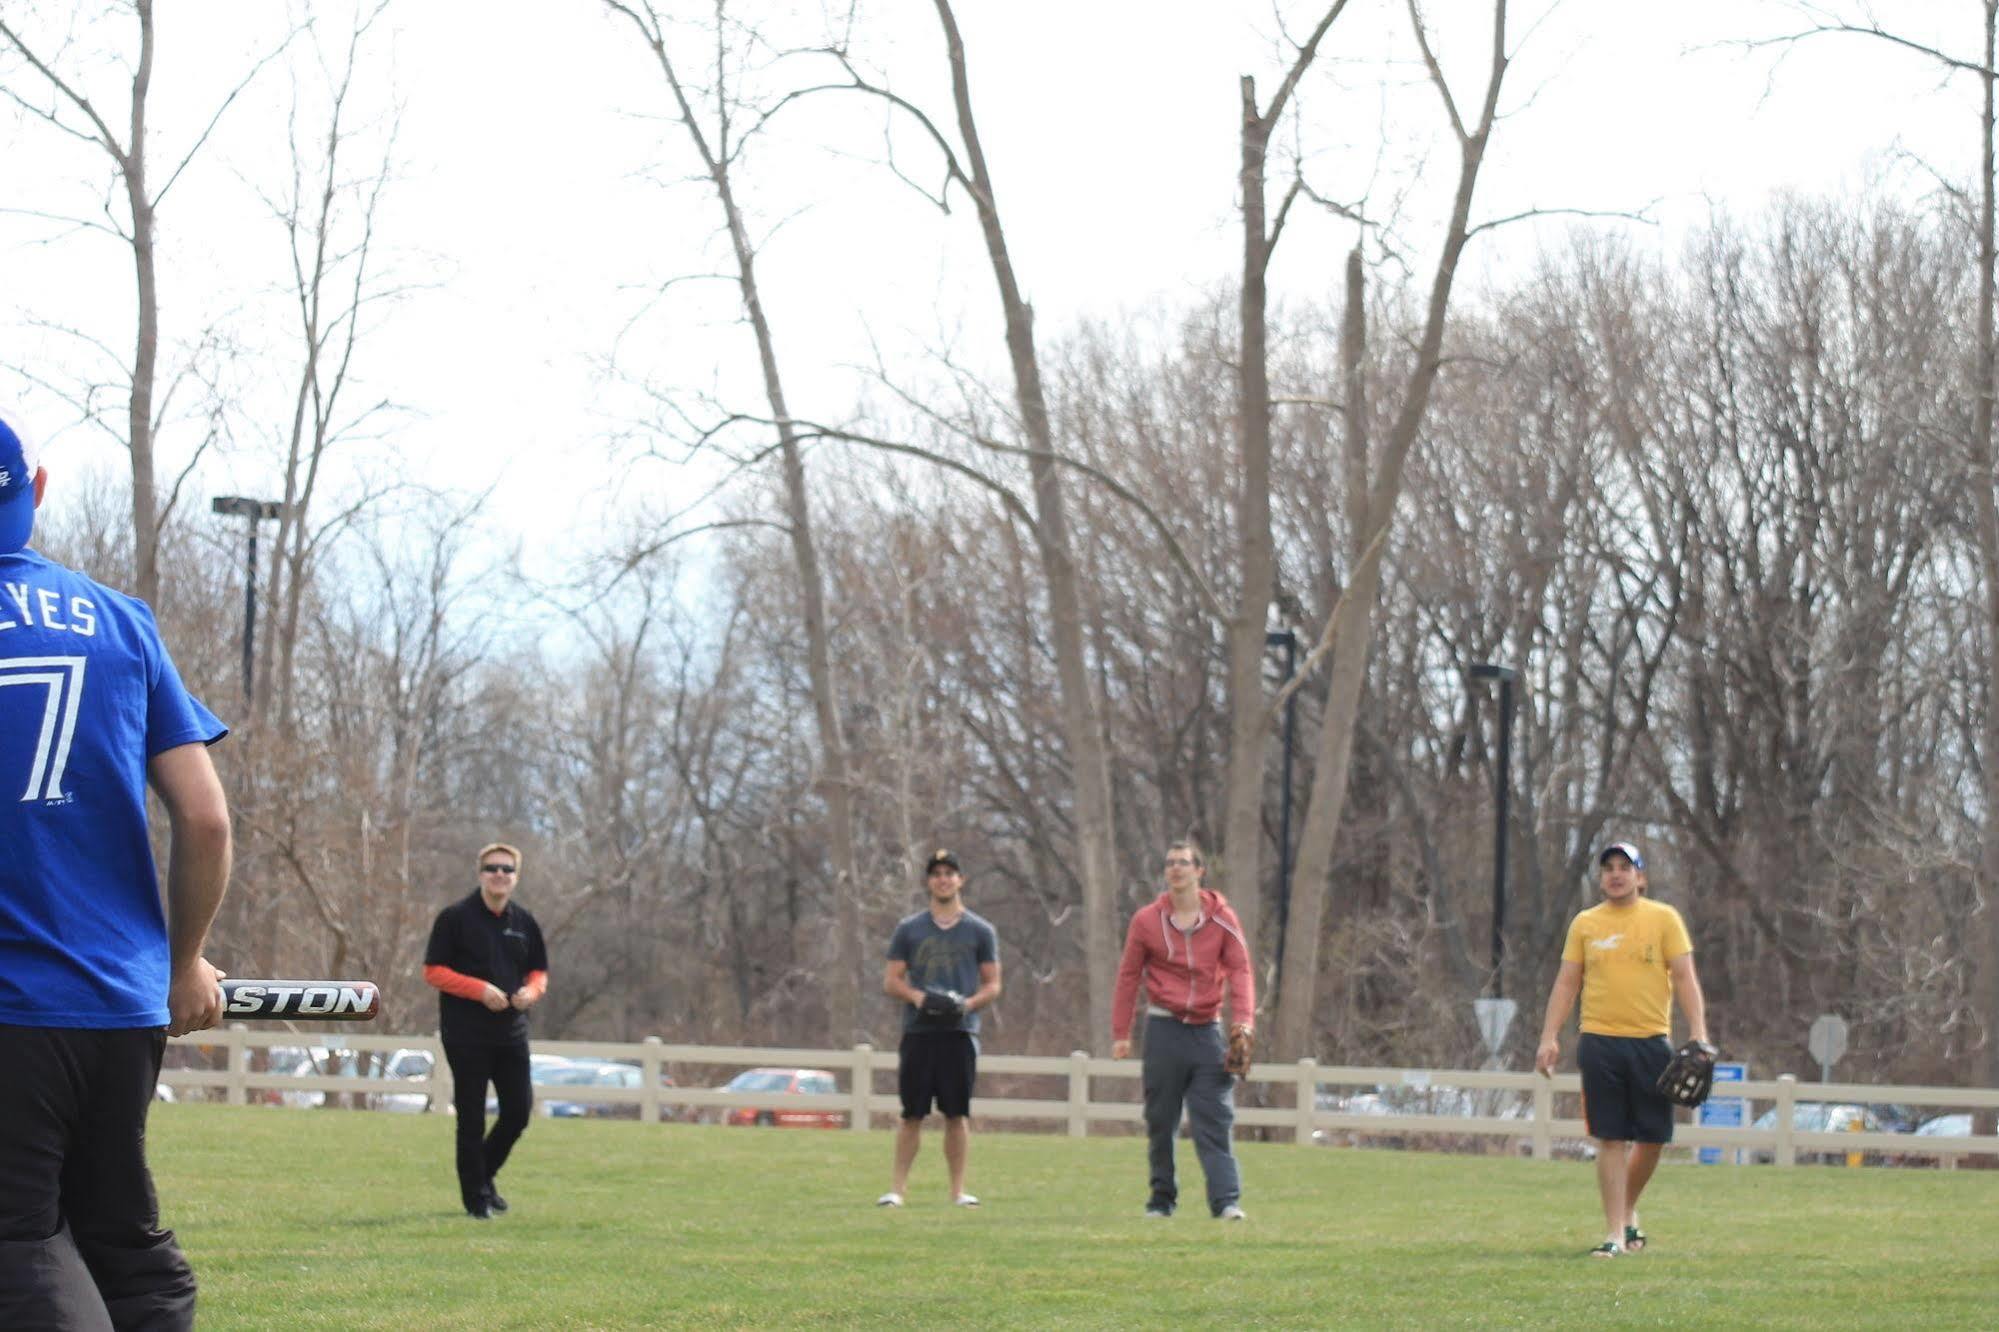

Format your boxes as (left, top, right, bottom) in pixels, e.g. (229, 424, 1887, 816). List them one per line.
(887, 909, 999, 1034)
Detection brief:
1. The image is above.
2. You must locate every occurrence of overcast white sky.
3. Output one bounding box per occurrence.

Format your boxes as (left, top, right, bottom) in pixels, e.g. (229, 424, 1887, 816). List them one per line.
(1, 0, 1984, 580)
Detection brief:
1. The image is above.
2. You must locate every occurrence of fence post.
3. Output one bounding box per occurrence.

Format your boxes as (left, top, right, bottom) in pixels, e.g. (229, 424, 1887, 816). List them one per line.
(224, 1024, 248, 1106)
(1068, 1050, 1091, 1138)
(431, 1030, 453, 1115)
(1532, 1074, 1553, 1161)
(850, 1043, 873, 1133)
(1775, 1073, 1798, 1168)
(1295, 1058, 1318, 1145)
(640, 1035, 663, 1124)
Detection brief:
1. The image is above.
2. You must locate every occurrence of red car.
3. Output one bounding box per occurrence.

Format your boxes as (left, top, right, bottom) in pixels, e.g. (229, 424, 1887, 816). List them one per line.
(721, 1067, 846, 1128)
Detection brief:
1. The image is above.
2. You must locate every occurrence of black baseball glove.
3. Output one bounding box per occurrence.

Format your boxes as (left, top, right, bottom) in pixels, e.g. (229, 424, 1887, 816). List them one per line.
(1655, 1039, 1719, 1107)
(918, 988, 967, 1021)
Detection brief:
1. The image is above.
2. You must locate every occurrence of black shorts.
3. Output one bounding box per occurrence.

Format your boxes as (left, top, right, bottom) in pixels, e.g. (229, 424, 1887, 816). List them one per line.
(898, 1031, 977, 1119)
(1577, 1032, 1675, 1143)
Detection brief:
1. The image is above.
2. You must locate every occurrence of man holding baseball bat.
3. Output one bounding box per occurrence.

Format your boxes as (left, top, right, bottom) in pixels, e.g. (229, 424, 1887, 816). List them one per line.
(424, 843, 549, 1220)
(0, 406, 232, 1330)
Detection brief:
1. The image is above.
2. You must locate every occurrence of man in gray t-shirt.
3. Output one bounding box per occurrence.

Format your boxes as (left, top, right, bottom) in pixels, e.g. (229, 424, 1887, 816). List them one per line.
(878, 849, 1002, 1208)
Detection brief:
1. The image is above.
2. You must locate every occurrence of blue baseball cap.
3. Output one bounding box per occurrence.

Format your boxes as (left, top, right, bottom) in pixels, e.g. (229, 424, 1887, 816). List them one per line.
(0, 406, 42, 555)
(1599, 842, 1645, 870)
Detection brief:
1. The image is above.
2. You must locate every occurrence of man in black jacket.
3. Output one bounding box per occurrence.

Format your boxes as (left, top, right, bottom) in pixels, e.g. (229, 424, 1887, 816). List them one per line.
(424, 843, 549, 1219)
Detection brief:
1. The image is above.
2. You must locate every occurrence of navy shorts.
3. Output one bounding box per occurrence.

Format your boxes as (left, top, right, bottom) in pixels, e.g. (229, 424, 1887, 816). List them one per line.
(1577, 1033, 1675, 1143)
(898, 1031, 976, 1119)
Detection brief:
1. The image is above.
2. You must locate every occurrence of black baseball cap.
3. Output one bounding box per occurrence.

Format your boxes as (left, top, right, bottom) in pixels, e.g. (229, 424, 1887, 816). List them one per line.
(924, 849, 962, 874)
(1598, 842, 1645, 870)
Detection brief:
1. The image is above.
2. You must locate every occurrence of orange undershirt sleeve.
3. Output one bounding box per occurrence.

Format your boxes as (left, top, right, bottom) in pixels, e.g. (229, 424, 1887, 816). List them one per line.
(424, 964, 491, 1002)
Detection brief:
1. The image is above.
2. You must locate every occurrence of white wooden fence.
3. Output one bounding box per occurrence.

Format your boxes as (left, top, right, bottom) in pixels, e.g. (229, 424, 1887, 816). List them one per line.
(160, 1027, 1999, 1168)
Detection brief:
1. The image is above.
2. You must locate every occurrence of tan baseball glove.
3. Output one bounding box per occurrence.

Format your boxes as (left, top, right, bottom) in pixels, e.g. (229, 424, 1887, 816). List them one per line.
(1224, 1023, 1254, 1079)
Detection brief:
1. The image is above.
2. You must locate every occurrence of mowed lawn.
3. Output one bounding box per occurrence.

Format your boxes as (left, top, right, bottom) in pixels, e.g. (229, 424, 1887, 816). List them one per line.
(152, 1104, 1995, 1330)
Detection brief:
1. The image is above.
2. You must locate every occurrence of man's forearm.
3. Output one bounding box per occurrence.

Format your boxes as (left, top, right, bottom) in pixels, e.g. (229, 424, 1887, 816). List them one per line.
(165, 815, 231, 970)
(1679, 971, 1709, 1044)
(1538, 977, 1578, 1044)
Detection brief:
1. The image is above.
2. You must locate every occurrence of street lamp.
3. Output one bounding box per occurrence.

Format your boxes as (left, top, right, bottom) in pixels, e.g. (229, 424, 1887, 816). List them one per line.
(1468, 663, 1517, 999)
(1266, 628, 1300, 992)
(212, 496, 284, 707)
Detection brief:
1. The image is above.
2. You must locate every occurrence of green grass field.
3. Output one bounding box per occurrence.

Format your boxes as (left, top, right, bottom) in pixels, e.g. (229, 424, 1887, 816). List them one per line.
(151, 1104, 1996, 1330)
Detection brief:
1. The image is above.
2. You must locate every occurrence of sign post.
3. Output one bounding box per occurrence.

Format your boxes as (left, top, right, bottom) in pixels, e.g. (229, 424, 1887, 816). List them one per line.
(1808, 1014, 1849, 1083)
(1698, 1062, 1748, 1165)
(1473, 997, 1517, 1070)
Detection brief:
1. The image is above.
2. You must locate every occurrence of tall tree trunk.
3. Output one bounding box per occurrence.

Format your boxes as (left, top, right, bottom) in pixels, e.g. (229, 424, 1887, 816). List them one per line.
(1222, 74, 1278, 958)
(1970, 0, 1999, 1123)
(936, 0, 1119, 1044)
(1218, 1, 1355, 983)
(126, 0, 160, 604)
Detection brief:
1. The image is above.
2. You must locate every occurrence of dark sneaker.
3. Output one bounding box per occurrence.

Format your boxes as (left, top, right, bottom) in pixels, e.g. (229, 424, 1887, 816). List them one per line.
(485, 1184, 509, 1214)
(466, 1205, 492, 1220)
(1144, 1205, 1172, 1218)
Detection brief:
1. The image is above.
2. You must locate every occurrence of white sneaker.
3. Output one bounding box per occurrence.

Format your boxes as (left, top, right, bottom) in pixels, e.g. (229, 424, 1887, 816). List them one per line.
(953, 1193, 980, 1207)
(1219, 1204, 1247, 1221)
(876, 1192, 904, 1207)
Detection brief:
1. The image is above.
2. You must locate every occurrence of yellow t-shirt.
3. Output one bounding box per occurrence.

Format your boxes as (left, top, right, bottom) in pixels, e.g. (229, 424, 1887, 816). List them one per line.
(1561, 896, 1693, 1037)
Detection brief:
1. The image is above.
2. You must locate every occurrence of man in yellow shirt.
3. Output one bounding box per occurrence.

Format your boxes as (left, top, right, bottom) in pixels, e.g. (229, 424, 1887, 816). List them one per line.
(1535, 842, 1711, 1258)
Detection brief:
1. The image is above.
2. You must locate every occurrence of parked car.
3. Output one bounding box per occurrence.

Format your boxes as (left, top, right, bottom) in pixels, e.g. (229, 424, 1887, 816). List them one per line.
(1900, 1112, 1976, 1167)
(1308, 1082, 1592, 1159)
(268, 1046, 434, 1112)
(719, 1067, 846, 1128)
(540, 1059, 647, 1119)
(1749, 1102, 1887, 1164)
(485, 1052, 577, 1115)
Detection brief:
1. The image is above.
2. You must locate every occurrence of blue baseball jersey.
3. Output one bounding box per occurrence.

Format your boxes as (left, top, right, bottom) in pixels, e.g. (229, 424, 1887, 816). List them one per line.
(0, 549, 227, 1027)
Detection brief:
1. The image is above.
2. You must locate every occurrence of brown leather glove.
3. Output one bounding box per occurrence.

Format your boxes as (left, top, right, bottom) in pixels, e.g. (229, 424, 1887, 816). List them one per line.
(1224, 1024, 1254, 1079)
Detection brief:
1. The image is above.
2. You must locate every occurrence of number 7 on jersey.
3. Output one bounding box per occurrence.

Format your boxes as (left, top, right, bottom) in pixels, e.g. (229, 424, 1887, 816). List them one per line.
(0, 655, 86, 801)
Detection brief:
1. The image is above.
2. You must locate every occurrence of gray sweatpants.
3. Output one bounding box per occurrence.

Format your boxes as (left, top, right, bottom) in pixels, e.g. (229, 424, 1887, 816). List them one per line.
(1140, 1014, 1240, 1216)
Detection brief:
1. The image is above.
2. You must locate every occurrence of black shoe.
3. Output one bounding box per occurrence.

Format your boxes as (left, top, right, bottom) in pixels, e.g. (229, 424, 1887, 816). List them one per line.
(466, 1205, 492, 1220)
(484, 1184, 509, 1214)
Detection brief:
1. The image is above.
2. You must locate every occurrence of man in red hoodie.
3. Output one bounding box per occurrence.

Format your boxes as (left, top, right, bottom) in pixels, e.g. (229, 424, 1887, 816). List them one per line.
(1111, 838, 1255, 1220)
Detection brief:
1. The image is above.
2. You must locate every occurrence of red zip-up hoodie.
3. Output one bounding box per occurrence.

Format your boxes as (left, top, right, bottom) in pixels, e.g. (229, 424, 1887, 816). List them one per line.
(1111, 888, 1255, 1040)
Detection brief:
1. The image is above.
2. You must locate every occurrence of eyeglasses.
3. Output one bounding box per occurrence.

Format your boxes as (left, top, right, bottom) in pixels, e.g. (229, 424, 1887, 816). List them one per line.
(1164, 857, 1197, 867)
(481, 864, 518, 876)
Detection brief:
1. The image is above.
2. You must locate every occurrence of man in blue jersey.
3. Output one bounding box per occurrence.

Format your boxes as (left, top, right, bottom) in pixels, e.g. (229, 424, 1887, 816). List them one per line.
(0, 406, 233, 1330)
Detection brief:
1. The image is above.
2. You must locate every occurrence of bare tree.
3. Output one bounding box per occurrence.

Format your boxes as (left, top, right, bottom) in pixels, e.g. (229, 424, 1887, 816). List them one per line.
(1221, 0, 1355, 967)
(1745, 0, 1999, 1131)
(0, 1, 285, 601)
(1270, 0, 1516, 1061)
(603, 0, 868, 1041)
(251, 0, 409, 735)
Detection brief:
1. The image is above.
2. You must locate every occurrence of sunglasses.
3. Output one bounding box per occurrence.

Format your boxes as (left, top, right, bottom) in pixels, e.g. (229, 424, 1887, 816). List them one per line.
(481, 864, 518, 875)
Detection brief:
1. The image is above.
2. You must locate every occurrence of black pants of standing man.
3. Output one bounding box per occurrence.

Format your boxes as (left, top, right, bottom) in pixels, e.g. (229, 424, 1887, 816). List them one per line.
(0, 1025, 198, 1331)
(443, 1040, 532, 1216)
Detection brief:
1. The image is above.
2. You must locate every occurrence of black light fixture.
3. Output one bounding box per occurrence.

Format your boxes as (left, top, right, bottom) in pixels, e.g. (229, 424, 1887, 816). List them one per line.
(1266, 628, 1299, 991)
(212, 496, 284, 707)
(1468, 663, 1517, 999)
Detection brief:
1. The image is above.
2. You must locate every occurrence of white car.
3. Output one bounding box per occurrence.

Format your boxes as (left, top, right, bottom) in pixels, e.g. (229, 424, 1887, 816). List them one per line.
(269, 1046, 435, 1112)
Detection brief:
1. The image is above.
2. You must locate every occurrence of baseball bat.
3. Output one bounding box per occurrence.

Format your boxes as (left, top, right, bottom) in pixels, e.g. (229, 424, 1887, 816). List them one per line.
(220, 979, 380, 1021)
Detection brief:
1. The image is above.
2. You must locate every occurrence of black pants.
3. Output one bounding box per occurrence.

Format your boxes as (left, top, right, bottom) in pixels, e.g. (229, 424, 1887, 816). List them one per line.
(443, 1040, 532, 1211)
(0, 1024, 196, 1331)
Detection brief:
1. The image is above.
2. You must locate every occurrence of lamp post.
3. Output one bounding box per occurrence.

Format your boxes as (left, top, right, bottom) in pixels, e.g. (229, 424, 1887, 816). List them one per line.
(1266, 628, 1299, 990)
(212, 496, 283, 707)
(1468, 663, 1517, 999)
